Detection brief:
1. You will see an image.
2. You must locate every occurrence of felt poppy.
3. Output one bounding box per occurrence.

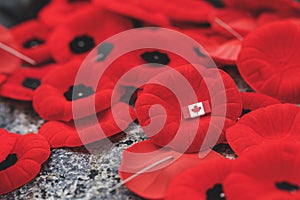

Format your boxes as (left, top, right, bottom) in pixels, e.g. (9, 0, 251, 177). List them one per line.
(0, 25, 21, 74)
(38, 102, 136, 148)
(119, 140, 223, 199)
(226, 104, 300, 155)
(165, 158, 232, 200)
(33, 59, 124, 121)
(135, 65, 242, 153)
(240, 92, 281, 116)
(0, 64, 55, 101)
(238, 20, 300, 104)
(38, 0, 92, 28)
(224, 142, 300, 200)
(95, 0, 216, 27)
(0, 129, 50, 195)
(10, 20, 52, 65)
(210, 8, 257, 37)
(47, 6, 133, 63)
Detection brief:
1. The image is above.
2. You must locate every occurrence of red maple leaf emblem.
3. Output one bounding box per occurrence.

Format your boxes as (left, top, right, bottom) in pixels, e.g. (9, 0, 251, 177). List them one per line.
(191, 105, 201, 113)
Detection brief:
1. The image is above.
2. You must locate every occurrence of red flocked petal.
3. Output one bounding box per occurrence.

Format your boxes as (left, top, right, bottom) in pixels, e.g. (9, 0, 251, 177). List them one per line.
(135, 65, 242, 153)
(0, 25, 21, 74)
(226, 104, 300, 155)
(119, 140, 223, 199)
(39, 102, 136, 148)
(10, 20, 52, 64)
(0, 64, 55, 101)
(237, 20, 300, 104)
(38, 0, 92, 28)
(224, 142, 300, 200)
(33, 59, 123, 121)
(96, 0, 216, 27)
(48, 6, 133, 63)
(165, 158, 232, 200)
(0, 130, 50, 195)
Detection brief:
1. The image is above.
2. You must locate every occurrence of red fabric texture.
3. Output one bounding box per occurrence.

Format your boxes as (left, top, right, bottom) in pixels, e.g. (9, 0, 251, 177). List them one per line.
(237, 21, 300, 103)
(135, 65, 242, 153)
(224, 142, 300, 200)
(226, 104, 300, 155)
(33, 59, 124, 121)
(48, 6, 133, 63)
(95, 0, 216, 27)
(10, 20, 52, 64)
(0, 64, 55, 101)
(0, 130, 50, 195)
(38, 0, 92, 28)
(165, 158, 232, 200)
(39, 102, 136, 148)
(119, 140, 223, 199)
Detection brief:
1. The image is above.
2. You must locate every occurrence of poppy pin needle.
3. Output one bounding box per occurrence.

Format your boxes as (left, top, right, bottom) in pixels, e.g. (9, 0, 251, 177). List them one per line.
(0, 42, 37, 65)
(109, 155, 174, 192)
(214, 17, 244, 41)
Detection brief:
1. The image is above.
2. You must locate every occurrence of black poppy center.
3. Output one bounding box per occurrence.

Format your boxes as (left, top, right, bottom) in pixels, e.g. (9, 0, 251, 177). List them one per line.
(64, 84, 95, 101)
(0, 154, 18, 171)
(206, 184, 226, 200)
(68, 0, 91, 3)
(242, 109, 251, 116)
(23, 38, 45, 49)
(140, 51, 170, 66)
(276, 182, 299, 193)
(22, 78, 41, 90)
(69, 35, 95, 54)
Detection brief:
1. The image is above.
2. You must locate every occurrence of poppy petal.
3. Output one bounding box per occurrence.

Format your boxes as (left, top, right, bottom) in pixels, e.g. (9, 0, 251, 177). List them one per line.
(165, 158, 232, 200)
(38, 102, 136, 148)
(119, 140, 223, 199)
(226, 104, 300, 155)
(237, 20, 300, 103)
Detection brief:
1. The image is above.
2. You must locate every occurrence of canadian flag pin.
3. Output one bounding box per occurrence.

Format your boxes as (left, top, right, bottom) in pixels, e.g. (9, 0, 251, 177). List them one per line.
(182, 101, 211, 119)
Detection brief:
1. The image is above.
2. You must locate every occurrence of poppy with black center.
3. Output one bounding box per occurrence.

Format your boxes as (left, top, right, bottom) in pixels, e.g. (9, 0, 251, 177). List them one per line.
(165, 158, 232, 200)
(224, 142, 300, 200)
(0, 129, 50, 195)
(69, 35, 95, 54)
(11, 20, 52, 64)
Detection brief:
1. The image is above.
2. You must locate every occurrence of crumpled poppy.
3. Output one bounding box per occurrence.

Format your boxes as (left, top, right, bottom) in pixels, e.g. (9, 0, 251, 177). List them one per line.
(95, 0, 216, 27)
(0, 129, 50, 195)
(48, 6, 133, 63)
(135, 65, 242, 153)
(237, 20, 300, 104)
(226, 104, 300, 155)
(38, 0, 92, 28)
(0, 25, 20, 74)
(38, 102, 136, 148)
(119, 140, 223, 199)
(165, 158, 232, 200)
(240, 92, 281, 116)
(33, 59, 124, 121)
(10, 20, 52, 65)
(224, 142, 300, 200)
(0, 64, 55, 101)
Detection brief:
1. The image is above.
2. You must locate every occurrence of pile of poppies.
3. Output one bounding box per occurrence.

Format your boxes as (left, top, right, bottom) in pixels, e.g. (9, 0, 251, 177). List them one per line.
(0, 0, 299, 199)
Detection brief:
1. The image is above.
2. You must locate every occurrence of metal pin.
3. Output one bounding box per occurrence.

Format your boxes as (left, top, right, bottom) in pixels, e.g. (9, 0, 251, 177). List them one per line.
(214, 17, 244, 41)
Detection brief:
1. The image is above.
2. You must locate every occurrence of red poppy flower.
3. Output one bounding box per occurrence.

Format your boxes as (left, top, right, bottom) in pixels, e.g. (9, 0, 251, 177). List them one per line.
(95, 0, 216, 27)
(165, 158, 232, 200)
(10, 20, 52, 65)
(224, 142, 300, 200)
(38, 0, 92, 28)
(119, 140, 223, 199)
(0, 64, 55, 101)
(135, 65, 242, 153)
(47, 6, 133, 63)
(237, 20, 300, 104)
(240, 92, 281, 116)
(226, 104, 300, 155)
(38, 102, 136, 148)
(0, 25, 20, 74)
(210, 8, 257, 37)
(0, 129, 50, 195)
(33, 59, 124, 121)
